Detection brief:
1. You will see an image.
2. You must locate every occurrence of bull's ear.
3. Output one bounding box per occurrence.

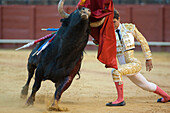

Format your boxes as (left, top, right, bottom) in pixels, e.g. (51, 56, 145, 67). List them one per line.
(60, 18, 65, 22)
(60, 18, 69, 26)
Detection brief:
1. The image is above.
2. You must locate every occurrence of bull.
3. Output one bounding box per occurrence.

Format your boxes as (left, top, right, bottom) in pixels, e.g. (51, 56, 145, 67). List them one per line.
(20, 0, 104, 111)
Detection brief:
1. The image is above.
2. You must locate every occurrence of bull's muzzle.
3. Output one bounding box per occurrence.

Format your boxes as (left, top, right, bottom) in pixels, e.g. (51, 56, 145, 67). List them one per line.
(80, 7, 91, 20)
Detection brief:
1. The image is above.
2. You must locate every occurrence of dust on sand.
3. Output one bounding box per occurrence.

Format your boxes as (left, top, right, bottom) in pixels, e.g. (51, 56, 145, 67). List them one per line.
(0, 49, 170, 113)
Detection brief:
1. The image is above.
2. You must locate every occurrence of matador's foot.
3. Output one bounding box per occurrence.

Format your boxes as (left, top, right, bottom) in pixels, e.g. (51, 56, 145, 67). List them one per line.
(106, 100, 126, 106)
(157, 98, 170, 103)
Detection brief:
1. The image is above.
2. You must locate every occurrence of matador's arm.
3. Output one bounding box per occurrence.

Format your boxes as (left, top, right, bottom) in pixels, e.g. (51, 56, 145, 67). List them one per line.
(133, 27, 152, 60)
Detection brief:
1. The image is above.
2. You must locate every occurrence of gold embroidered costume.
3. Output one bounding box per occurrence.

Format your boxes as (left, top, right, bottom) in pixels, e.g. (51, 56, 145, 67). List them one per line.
(112, 23, 152, 83)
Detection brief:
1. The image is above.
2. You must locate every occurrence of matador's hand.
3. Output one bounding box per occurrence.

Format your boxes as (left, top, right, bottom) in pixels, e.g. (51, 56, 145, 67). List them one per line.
(146, 59, 153, 72)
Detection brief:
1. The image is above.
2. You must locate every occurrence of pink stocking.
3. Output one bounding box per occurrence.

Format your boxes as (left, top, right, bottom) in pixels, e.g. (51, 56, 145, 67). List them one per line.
(112, 82, 124, 104)
(154, 86, 170, 102)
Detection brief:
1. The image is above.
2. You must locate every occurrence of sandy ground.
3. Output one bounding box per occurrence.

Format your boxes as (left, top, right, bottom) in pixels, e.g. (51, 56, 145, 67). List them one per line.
(0, 49, 170, 113)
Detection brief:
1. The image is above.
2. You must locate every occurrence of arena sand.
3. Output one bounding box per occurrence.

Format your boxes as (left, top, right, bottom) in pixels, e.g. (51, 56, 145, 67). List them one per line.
(0, 49, 170, 113)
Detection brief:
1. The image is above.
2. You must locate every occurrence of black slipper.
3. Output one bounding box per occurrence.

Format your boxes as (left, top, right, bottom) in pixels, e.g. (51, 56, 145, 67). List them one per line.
(157, 98, 170, 103)
(106, 101, 126, 106)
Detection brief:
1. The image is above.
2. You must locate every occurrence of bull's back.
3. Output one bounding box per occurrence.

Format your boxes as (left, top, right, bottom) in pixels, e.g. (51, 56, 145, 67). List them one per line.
(28, 39, 49, 66)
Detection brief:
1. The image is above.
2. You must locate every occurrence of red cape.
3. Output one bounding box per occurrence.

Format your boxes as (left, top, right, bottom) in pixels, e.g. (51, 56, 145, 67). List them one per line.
(78, 0, 117, 69)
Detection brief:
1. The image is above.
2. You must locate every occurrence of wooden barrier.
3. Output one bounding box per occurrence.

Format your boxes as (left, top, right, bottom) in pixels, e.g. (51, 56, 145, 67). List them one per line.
(0, 5, 170, 51)
(0, 6, 2, 39)
(115, 5, 132, 23)
(164, 5, 170, 42)
(2, 5, 35, 39)
(35, 5, 62, 39)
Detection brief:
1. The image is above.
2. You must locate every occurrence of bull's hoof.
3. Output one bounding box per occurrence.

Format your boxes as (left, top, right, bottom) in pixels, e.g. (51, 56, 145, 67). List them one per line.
(20, 94, 27, 99)
(48, 105, 68, 111)
(20, 86, 29, 99)
(26, 97, 35, 106)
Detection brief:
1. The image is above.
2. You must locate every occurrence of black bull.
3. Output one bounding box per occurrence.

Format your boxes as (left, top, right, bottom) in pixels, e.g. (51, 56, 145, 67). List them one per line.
(20, 7, 91, 110)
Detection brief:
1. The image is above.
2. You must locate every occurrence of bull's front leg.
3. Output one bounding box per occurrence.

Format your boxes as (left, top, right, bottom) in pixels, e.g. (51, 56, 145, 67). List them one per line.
(48, 59, 81, 111)
(48, 76, 75, 111)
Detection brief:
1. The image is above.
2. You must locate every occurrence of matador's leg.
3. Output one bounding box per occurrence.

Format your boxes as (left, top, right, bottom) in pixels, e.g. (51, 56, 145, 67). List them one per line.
(128, 73, 170, 103)
(112, 50, 142, 83)
(123, 50, 170, 103)
(107, 50, 141, 106)
(128, 73, 157, 92)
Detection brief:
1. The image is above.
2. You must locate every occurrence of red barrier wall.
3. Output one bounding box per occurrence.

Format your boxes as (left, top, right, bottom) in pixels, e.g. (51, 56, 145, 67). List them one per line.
(115, 5, 132, 23)
(131, 5, 164, 51)
(0, 5, 170, 51)
(162, 5, 170, 52)
(132, 5, 164, 42)
(0, 6, 2, 39)
(35, 5, 61, 39)
(164, 5, 170, 42)
(2, 5, 35, 39)
(66, 5, 76, 13)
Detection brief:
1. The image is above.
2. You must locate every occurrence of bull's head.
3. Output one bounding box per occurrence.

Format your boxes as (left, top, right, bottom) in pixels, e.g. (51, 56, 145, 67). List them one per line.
(60, 7, 91, 29)
(58, 0, 105, 27)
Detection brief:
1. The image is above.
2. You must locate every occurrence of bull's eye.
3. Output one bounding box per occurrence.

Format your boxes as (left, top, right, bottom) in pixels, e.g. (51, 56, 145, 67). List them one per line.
(82, 7, 85, 11)
(88, 9, 91, 13)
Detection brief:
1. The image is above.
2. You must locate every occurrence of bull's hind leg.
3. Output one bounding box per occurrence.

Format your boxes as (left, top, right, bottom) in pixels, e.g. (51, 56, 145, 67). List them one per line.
(21, 63, 36, 99)
(26, 66, 43, 106)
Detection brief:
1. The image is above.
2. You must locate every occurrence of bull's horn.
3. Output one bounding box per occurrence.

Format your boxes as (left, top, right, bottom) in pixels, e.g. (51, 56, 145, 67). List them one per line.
(58, 0, 70, 18)
(90, 17, 105, 27)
